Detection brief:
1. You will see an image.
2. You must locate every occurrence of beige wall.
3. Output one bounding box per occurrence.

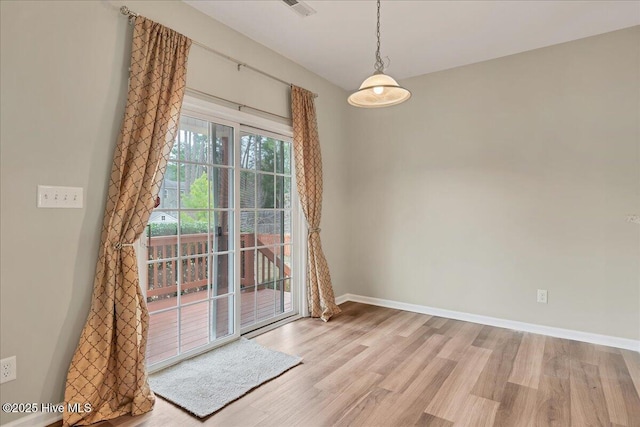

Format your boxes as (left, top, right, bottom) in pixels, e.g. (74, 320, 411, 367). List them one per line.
(0, 1, 349, 424)
(346, 26, 640, 341)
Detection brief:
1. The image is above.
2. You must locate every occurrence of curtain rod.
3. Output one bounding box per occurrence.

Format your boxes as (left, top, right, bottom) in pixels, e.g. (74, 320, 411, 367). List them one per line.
(119, 6, 318, 98)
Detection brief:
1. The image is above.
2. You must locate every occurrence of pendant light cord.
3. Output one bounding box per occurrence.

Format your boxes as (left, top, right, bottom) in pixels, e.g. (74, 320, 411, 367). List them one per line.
(374, 0, 384, 74)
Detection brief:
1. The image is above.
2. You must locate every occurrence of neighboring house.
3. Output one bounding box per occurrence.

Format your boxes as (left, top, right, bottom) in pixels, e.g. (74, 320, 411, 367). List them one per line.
(158, 178, 186, 209)
(148, 211, 178, 224)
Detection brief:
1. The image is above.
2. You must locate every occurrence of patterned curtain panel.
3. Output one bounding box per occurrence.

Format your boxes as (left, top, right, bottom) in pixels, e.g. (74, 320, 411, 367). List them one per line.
(63, 18, 191, 426)
(291, 86, 341, 322)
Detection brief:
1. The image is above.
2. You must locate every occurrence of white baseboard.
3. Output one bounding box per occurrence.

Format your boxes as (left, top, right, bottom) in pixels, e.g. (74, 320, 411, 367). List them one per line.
(334, 294, 350, 305)
(336, 293, 640, 352)
(2, 408, 62, 427)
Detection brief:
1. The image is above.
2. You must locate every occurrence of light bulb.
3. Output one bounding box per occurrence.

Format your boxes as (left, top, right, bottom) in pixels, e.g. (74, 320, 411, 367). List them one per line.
(373, 86, 384, 95)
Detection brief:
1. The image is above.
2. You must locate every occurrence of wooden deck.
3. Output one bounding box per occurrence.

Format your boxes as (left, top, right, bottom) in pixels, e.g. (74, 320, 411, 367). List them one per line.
(147, 288, 292, 365)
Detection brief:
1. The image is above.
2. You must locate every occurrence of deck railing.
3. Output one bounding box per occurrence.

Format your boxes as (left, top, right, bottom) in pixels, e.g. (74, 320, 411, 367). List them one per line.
(145, 233, 290, 300)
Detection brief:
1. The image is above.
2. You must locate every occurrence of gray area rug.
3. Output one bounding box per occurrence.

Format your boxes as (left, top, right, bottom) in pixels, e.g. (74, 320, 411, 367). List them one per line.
(149, 338, 302, 418)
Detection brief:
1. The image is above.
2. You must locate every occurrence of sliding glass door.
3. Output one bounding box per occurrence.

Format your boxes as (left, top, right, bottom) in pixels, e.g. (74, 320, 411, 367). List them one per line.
(141, 103, 299, 369)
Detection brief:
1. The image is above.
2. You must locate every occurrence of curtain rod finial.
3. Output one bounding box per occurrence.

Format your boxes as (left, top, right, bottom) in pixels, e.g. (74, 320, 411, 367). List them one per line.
(120, 5, 138, 24)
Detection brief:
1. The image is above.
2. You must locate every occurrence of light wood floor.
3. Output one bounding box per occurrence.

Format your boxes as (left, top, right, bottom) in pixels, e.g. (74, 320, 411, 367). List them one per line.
(80, 302, 640, 426)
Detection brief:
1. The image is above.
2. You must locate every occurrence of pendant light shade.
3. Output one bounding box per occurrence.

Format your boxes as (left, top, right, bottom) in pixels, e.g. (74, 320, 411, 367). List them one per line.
(348, 0, 411, 108)
(347, 72, 411, 108)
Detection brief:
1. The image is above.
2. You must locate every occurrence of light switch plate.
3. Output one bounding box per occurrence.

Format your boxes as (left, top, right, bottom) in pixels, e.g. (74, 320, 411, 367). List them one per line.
(37, 185, 83, 208)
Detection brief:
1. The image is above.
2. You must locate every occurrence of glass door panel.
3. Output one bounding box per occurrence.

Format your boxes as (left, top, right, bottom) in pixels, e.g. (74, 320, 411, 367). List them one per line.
(240, 131, 295, 332)
(146, 117, 235, 367)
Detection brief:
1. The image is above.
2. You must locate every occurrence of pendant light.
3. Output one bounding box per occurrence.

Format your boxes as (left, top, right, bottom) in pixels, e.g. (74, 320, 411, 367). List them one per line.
(348, 0, 411, 108)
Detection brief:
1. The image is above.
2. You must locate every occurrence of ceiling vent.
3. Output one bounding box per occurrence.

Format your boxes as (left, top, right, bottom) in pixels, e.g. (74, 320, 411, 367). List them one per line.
(282, 0, 316, 17)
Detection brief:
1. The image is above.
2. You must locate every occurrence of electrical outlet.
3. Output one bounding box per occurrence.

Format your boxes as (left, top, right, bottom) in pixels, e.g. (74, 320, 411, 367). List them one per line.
(537, 289, 548, 304)
(0, 356, 16, 384)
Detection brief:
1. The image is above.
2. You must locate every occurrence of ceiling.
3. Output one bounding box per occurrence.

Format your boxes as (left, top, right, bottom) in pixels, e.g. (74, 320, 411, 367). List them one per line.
(184, 1, 640, 91)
